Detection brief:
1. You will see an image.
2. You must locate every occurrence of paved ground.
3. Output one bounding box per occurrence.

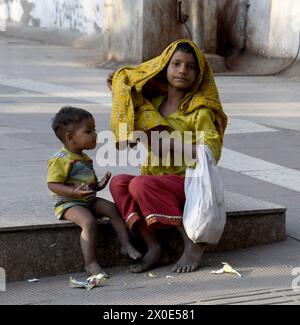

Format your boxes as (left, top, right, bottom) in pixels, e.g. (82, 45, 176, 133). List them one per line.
(0, 35, 300, 305)
(1, 238, 300, 305)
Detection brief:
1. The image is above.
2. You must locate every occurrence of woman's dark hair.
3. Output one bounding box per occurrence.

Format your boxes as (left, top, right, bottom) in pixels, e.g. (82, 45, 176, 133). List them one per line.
(175, 42, 197, 57)
(51, 106, 93, 142)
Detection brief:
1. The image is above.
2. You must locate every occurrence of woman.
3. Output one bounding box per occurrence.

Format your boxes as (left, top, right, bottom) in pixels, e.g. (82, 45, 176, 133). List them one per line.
(107, 39, 227, 273)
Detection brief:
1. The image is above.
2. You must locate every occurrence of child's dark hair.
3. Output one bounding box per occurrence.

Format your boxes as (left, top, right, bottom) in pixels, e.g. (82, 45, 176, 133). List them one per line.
(51, 106, 93, 142)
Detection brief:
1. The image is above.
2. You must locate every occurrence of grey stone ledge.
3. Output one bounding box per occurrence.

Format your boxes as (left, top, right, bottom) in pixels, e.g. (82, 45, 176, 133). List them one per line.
(0, 191, 286, 233)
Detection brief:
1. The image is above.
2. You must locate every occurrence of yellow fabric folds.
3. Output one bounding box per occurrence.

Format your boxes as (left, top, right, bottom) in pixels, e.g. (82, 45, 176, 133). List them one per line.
(110, 39, 227, 144)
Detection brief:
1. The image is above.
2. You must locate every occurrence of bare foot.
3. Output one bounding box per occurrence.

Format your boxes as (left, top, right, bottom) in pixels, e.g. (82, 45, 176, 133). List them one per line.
(172, 243, 206, 273)
(121, 243, 142, 260)
(85, 262, 109, 278)
(130, 247, 170, 273)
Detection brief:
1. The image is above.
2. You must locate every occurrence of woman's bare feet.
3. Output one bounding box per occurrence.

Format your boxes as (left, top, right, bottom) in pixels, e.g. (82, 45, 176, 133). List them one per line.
(172, 243, 206, 273)
(130, 246, 170, 273)
(85, 262, 109, 278)
(120, 243, 142, 260)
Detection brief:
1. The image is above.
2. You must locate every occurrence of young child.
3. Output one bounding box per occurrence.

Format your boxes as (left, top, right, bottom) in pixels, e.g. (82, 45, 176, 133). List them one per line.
(47, 106, 141, 277)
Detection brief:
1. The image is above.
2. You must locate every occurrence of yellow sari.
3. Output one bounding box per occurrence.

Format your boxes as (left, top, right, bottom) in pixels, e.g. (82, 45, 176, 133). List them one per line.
(110, 39, 227, 176)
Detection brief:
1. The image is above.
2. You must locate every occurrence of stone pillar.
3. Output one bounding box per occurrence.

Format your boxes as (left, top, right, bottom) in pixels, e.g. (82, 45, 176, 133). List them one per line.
(189, 0, 204, 50)
(142, 0, 185, 60)
(184, 0, 218, 53)
(103, 0, 185, 63)
(103, 0, 221, 66)
(202, 0, 218, 53)
(103, 0, 143, 63)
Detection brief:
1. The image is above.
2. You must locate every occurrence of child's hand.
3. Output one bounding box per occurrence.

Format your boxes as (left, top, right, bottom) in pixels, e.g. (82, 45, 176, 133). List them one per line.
(72, 183, 95, 199)
(97, 172, 112, 191)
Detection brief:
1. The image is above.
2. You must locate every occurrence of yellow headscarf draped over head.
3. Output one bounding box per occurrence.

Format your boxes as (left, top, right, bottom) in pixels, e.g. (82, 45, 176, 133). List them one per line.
(110, 39, 227, 142)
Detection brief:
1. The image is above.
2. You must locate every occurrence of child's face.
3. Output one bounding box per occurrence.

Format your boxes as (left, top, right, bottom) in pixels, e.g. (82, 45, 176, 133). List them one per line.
(69, 117, 97, 150)
(167, 50, 198, 91)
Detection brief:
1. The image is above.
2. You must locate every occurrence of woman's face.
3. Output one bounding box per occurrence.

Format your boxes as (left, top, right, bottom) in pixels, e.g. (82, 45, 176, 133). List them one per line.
(166, 50, 198, 91)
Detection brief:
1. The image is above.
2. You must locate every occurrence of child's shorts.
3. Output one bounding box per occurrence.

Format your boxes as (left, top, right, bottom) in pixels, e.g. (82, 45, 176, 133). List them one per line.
(55, 199, 97, 220)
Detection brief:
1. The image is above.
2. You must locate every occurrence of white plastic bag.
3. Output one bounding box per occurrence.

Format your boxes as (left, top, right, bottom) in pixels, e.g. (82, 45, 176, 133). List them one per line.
(183, 145, 226, 244)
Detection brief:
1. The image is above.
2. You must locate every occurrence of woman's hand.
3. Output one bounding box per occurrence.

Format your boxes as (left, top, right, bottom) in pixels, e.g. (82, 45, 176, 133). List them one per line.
(107, 72, 115, 91)
(145, 126, 172, 157)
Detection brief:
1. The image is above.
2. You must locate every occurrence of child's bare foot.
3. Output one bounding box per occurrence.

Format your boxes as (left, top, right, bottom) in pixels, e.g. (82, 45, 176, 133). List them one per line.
(120, 243, 142, 260)
(98, 172, 112, 190)
(130, 247, 170, 273)
(85, 262, 109, 278)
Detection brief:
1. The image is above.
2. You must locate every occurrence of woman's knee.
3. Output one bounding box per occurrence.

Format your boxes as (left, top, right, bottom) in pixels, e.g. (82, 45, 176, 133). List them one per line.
(128, 176, 148, 199)
(109, 174, 132, 194)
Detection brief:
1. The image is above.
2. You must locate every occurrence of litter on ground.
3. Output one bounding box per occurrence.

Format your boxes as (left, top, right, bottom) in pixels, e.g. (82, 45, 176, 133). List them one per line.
(69, 273, 106, 290)
(148, 272, 158, 278)
(211, 262, 242, 277)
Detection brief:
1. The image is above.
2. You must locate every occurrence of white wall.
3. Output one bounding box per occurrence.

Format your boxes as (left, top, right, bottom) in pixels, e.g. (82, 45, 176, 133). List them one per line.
(0, 0, 104, 34)
(247, 0, 300, 58)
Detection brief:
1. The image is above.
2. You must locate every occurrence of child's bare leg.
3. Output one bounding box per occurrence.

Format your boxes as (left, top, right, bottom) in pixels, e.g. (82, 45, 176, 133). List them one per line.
(91, 198, 142, 260)
(64, 206, 108, 277)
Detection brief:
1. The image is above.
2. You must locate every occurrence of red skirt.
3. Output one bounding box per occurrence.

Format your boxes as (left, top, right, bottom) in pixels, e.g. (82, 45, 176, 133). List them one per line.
(109, 174, 185, 232)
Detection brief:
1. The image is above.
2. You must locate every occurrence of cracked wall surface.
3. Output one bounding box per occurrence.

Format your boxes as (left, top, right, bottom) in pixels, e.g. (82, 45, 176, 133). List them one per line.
(0, 0, 104, 34)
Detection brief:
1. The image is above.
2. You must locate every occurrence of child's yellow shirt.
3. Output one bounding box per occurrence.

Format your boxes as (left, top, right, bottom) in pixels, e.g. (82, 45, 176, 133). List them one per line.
(47, 147, 98, 219)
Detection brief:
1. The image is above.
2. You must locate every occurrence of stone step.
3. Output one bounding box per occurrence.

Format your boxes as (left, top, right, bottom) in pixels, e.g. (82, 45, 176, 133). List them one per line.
(0, 192, 286, 282)
(205, 53, 226, 73)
